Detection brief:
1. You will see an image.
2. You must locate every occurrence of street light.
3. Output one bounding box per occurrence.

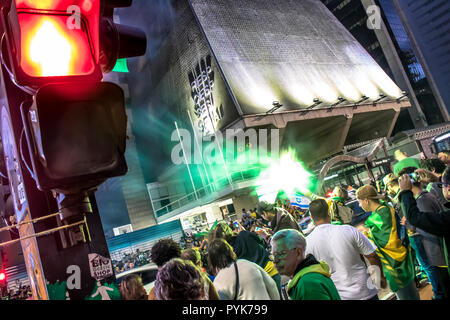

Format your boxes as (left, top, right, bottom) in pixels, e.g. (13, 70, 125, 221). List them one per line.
(373, 93, 387, 105)
(353, 95, 369, 108)
(308, 98, 322, 109)
(266, 101, 283, 114)
(329, 96, 347, 109)
(299, 98, 322, 116)
(396, 91, 408, 103)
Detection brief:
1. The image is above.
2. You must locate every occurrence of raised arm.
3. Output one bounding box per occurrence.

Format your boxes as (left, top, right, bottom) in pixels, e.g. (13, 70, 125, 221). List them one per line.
(398, 175, 450, 237)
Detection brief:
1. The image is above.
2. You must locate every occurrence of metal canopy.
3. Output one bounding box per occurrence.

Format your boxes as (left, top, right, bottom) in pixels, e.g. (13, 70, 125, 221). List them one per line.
(226, 99, 407, 166)
(317, 138, 387, 189)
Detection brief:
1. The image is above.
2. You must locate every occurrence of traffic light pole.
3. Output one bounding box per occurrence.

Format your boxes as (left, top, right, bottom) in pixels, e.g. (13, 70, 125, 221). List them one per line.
(0, 0, 147, 300)
(0, 66, 120, 300)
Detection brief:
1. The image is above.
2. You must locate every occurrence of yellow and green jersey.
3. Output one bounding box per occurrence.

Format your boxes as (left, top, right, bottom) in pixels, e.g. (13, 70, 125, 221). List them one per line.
(365, 204, 415, 292)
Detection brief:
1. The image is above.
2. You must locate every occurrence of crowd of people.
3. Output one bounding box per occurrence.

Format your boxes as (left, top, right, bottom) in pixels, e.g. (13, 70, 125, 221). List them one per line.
(112, 249, 152, 273)
(2, 280, 32, 300)
(117, 149, 450, 300)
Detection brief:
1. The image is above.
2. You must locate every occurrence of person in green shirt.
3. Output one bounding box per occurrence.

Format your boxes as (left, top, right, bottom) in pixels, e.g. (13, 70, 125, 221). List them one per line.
(393, 150, 421, 177)
(356, 185, 419, 300)
(271, 229, 341, 300)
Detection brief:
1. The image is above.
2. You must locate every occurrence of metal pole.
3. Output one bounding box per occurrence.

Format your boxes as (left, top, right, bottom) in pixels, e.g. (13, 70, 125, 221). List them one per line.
(0, 211, 61, 233)
(206, 112, 233, 188)
(365, 161, 375, 183)
(175, 121, 198, 200)
(187, 110, 214, 193)
(0, 219, 86, 248)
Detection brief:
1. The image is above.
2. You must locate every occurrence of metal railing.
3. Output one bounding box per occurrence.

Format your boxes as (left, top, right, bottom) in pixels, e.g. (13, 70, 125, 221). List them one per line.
(155, 166, 262, 217)
(0, 211, 89, 248)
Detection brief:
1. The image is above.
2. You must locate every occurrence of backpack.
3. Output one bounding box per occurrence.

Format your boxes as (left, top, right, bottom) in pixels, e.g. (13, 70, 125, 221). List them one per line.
(330, 202, 354, 224)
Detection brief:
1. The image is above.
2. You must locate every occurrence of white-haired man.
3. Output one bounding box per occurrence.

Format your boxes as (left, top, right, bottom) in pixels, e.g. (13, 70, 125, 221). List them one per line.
(271, 229, 340, 300)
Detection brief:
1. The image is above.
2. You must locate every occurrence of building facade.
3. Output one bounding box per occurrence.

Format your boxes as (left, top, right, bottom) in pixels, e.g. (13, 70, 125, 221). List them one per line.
(115, 0, 412, 225)
(321, 0, 448, 133)
(392, 0, 450, 117)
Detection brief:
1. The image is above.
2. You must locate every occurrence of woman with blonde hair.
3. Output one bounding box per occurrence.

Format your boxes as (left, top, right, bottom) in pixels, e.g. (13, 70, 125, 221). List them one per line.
(119, 274, 148, 300)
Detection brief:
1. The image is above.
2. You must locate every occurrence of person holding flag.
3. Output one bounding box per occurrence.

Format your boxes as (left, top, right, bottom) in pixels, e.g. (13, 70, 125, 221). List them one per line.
(356, 185, 419, 300)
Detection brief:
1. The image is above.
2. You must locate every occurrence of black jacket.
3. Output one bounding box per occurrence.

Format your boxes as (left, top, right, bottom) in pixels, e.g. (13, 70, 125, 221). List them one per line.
(228, 231, 271, 269)
(399, 190, 450, 276)
(270, 209, 302, 234)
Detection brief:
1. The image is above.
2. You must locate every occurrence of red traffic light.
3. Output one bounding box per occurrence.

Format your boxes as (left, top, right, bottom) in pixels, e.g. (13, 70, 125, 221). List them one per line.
(19, 14, 95, 77)
(1, 0, 102, 87)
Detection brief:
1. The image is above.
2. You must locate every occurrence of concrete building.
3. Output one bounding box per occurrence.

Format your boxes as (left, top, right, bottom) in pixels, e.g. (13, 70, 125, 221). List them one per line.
(95, 74, 157, 235)
(116, 0, 412, 227)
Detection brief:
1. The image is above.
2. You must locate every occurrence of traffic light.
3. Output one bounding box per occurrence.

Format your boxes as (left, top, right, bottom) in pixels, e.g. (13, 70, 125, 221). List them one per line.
(0, 270, 6, 297)
(1, 0, 103, 88)
(0, 0, 146, 193)
(21, 82, 127, 192)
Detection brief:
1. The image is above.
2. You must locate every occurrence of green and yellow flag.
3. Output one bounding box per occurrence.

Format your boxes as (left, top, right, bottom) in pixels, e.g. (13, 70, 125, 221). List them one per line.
(365, 204, 415, 292)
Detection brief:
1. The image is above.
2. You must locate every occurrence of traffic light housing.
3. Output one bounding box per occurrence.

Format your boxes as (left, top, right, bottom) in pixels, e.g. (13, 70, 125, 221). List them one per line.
(99, 0, 147, 72)
(1, 0, 103, 88)
(21, 82, 128, 192)
(0, 0, 147, 192)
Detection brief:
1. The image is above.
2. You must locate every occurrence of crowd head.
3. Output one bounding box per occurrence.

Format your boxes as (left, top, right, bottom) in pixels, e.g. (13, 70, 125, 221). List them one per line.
(271, 229, 306, 277)
(208, 221, 234, 242)
(382, 173, 399, 197)
(331, 186, 348, 201)
(422, 158, 446, 175)
(442, 167, 450, 200)
(308, 198, 330, 223)
(356, 185, 385, 213)
(154, 258, 206, 300)
(258, 201, 277, 221)
(119, 274, 147, 300)
(181, 248, 203, 268)
(207, 239, 237, 276)
(151, 238, 181, 268)
(438, 150, 450, 166)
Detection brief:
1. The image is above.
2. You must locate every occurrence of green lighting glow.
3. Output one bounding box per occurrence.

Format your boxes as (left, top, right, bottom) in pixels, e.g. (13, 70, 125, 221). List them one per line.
(255, 148, 314, 203)
(112, 58, 129, 73)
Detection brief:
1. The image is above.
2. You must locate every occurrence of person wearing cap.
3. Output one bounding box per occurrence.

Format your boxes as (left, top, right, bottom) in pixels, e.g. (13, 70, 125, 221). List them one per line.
(356, 185, 419, 300)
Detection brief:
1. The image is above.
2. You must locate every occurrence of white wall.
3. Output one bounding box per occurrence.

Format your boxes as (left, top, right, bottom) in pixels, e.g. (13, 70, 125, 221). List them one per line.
(232, 194, 259, 220)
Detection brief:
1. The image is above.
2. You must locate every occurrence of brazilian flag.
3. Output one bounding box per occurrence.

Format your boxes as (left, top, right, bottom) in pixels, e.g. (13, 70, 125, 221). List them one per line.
(365, 204, 415, 292)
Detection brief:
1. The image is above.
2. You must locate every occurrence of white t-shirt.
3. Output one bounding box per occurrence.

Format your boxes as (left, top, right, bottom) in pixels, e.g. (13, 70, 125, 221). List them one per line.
(306, 223, 378, 300)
